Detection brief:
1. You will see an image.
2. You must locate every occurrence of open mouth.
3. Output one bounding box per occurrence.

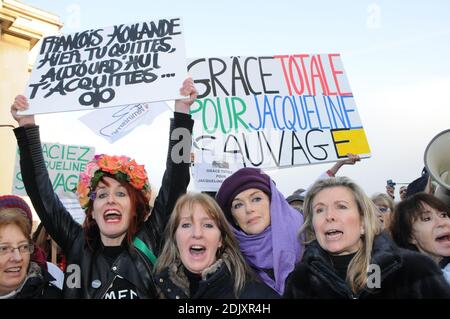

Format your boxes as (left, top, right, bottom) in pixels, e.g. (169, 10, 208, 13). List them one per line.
(435, 233, 450, 243)
(325, 229, 343, 240)
(104, 210, 122, 223)
(189, 245, 206, 256)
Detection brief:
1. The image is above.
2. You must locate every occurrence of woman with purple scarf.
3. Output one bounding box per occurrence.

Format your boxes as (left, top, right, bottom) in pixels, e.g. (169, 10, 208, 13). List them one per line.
(216, 168, 303, 295)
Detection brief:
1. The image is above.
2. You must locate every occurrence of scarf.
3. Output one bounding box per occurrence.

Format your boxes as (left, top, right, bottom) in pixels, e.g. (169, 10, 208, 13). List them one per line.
(233, 180, 304, 295)
(0, 262, 42, 299)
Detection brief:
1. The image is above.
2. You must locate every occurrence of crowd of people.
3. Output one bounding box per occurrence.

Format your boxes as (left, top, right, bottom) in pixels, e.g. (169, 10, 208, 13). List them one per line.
(1, 78, 449, 299)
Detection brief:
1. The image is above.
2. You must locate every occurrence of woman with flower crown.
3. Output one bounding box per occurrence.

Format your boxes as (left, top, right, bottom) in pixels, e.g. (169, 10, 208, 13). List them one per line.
(10, 78, 198, 299)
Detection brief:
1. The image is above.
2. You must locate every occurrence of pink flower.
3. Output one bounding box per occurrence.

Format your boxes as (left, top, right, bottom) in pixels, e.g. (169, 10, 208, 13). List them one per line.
(85, 162, 99, 178)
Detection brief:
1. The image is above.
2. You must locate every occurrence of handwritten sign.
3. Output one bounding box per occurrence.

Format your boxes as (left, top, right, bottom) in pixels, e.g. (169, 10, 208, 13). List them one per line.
(23, 18, 187, 114)
(13, 142, 95, 196)
(188, 54, 371, 170)
(79, 101, 168, 143)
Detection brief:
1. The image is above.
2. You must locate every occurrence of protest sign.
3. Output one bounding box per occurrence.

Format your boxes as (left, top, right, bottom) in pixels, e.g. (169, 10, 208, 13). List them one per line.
(13, 142, 94, 196)
(188, 54, 371, 171)
(79, 101, 169, 143)
(13, 142, 95, 223)
(23, 18, 187, 114)
(191, 154, 244, 192)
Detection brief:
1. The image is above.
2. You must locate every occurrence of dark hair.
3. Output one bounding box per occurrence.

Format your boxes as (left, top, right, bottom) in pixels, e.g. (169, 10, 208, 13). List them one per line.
(32, 222, 50, 257)
(390, 192, 450, 250)
(83, 175, 150, 249)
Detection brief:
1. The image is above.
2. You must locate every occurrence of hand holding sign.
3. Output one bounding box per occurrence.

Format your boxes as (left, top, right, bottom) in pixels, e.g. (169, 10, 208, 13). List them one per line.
(174, 77, 198, 114)
(11, 95, 35, 127)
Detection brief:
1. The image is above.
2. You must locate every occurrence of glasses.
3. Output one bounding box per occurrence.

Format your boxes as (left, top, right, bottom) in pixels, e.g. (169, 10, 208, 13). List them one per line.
(378, 207, 391, 214)
(0, 243, 34, 257)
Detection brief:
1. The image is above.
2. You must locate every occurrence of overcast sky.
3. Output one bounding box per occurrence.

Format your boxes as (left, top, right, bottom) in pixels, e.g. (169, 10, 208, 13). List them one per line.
(21, 0, 450, 198)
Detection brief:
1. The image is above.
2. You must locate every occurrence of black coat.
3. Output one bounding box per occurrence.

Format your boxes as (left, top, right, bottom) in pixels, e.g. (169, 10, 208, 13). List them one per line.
(14, 113, 193, 299)
(284, 233, 450, 298)
(155, 260, 279, 299)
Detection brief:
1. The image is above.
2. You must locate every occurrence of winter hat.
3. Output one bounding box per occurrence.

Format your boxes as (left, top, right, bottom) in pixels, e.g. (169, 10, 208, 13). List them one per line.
(286, 193, 305, 204)
(406, 168, 429, 198)
(286, 188, 306, 203)
(0, 195, 47, 268)
(0, 195, 33, 223)
(216, 168, 271, 225)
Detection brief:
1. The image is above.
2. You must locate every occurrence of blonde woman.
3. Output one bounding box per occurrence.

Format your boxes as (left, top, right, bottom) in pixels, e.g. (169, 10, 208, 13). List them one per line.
(371, 193, 395, 230)
(155, 193, 278, 299)
(284, 177, 450, 298)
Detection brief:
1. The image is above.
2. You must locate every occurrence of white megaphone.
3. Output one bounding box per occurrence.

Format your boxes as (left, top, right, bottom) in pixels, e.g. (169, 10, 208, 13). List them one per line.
(424, 129, 450, 207)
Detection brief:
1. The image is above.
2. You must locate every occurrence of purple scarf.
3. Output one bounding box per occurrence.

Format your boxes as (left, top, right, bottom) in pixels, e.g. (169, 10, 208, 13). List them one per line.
(233, 180, 304, 295)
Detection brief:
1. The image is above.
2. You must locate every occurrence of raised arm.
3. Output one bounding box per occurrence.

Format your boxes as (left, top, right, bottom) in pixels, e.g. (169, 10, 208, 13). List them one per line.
(11, 96, 82, 252)
(146, 78, 197, 250)
(326, 153, 361, 177)
(300, 153, 361, 199)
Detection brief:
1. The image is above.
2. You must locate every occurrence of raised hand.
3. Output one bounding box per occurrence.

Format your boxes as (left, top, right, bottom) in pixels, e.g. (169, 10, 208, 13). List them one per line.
(174, 77, 198, 114)
(327, 153, 361, 176)
(10, 95, 35, 127)
(341, 153, 361, 165)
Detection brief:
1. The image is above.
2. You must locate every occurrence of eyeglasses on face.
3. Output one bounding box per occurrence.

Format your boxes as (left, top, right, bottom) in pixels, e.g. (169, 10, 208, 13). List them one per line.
(378, 207, 391, 213)
(0, 243, 34, 257)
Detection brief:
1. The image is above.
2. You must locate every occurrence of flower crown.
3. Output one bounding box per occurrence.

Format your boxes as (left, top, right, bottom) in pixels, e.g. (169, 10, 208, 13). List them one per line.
(75, 154, 151, 210)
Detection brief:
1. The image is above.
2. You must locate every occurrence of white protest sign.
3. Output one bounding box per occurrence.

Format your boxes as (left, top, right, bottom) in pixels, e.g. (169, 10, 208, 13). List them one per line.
(13, 142, 95, 196)
(79, 101, 169, 143)
(23, 18, 187, 114)
(192, 155, 244, 192)
(188, 54, 371, 170)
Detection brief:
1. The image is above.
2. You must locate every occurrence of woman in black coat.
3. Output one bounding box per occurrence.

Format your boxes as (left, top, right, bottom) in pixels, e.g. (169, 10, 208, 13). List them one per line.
(154, 193, 279, 299)
(10, 79, 197, 298)
(390, 193, 450, 285)
(284, 177, 450, 299)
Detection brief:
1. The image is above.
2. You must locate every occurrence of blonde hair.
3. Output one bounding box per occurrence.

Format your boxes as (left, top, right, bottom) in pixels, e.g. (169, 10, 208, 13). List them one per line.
(155, 192, 251, 297)
(300, 177, 382, 293)
(371, 193, 395, 212)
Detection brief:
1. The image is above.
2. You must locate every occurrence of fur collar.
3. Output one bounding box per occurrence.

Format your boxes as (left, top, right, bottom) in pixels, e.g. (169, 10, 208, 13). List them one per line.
(165, 257, 226, 297)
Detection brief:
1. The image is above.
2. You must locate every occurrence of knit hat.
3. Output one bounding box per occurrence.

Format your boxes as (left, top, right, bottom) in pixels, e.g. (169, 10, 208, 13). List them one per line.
(215, 168, 271, 225)
(0, 195, 33, 223)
